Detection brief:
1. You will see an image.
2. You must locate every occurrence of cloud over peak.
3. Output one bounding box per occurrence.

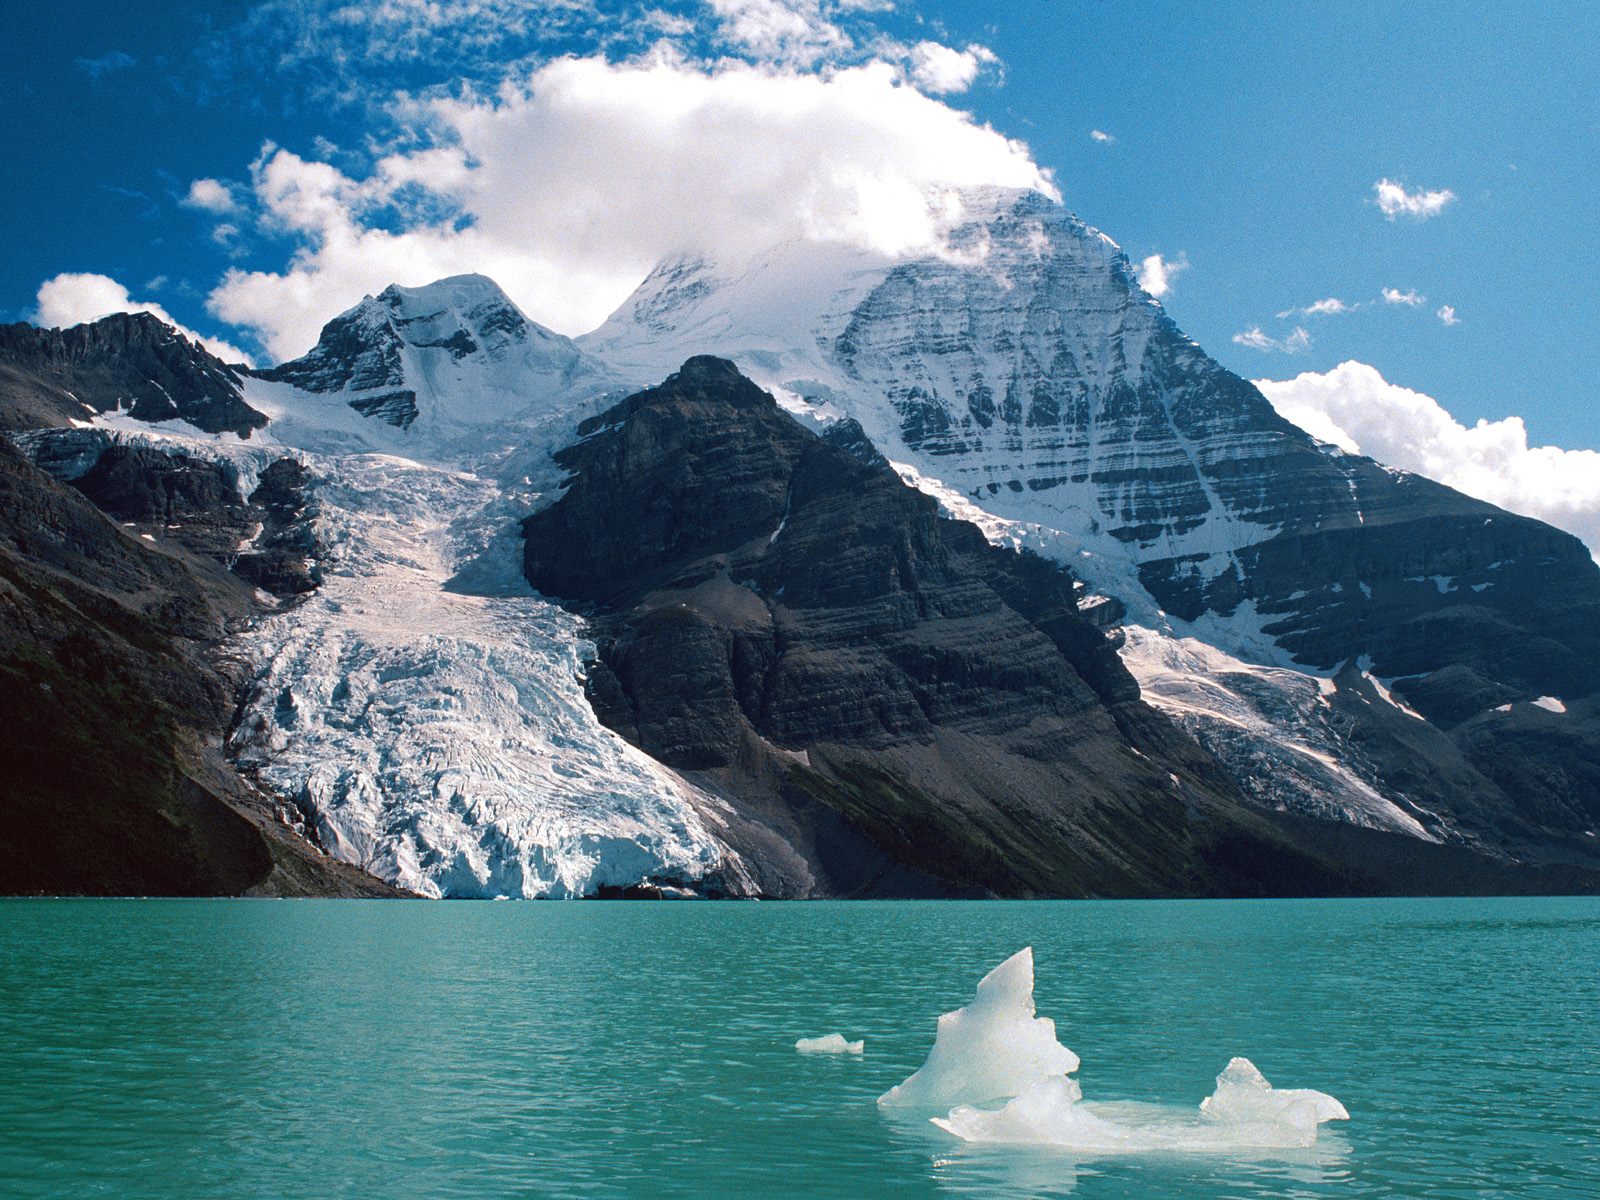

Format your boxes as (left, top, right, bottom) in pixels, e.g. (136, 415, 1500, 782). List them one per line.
(1258, 361, 1600, 557)
(207, 53, 1056, 360)
(1135, 251, 1187, 299)
(33, 273, 253, 365)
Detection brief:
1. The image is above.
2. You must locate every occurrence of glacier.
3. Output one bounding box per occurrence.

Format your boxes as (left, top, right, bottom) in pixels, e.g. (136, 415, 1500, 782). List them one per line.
(224, 451, 752, 898)
(49, 276, 758, 899)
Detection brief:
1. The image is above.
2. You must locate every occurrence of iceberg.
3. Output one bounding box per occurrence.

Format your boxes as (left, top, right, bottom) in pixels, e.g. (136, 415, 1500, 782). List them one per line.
(1199, 1056, 1349, 1134)
(877, 947, 1079, 1109)
(884, 949, 1348, 1155)
(795, 1034, 865, 1055)
(934, 1056, 1348, 1152)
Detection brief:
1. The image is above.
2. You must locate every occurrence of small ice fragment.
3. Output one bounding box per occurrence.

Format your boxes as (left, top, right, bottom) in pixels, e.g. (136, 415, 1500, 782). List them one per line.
(795, 1034, 864, 1055)
(1200, 1057, 1349, 1141)
(878, 947, 1079, 1109)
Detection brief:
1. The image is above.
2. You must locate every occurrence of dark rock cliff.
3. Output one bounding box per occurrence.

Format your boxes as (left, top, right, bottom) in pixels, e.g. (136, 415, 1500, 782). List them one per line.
(0, 313, 265, 437)
(0, 437, 398, 896)
(523, 358, 1389, 897)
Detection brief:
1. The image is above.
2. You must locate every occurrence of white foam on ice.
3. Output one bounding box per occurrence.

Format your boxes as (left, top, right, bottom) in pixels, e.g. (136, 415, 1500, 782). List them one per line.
(796, 1034, 865, 1055)
(878, 948, 1080, 1110)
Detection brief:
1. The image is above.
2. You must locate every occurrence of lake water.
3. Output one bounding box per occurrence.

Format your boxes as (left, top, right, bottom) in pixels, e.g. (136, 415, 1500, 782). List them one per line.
(1, 897, 1596, 1199)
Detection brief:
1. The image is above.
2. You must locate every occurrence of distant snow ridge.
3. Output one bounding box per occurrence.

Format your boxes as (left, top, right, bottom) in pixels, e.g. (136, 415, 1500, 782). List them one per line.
(262, 274, 610, 441)
(226, 452, 751, 899)
(579, 185, 1317, 614)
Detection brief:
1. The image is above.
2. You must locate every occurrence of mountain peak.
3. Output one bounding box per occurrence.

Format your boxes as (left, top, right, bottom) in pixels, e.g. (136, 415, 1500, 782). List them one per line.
(259, 273, 603, 434)
(0, 312, 265, 436)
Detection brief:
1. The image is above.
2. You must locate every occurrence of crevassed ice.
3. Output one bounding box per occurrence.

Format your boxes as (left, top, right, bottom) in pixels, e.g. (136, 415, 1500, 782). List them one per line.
(224, 450, 752, 898)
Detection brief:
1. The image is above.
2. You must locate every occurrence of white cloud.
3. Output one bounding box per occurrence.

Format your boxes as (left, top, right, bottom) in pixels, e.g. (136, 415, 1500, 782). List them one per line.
(76, 50, 136, 78)
(907, 40, 996, 94)
(1090, 129, 1114, 144)
(1232, 325, 1310, 353)
(206, 54, 1056, 360)
(1135, 251, 1188, 299)
(1373, 177, 1456, 220)
(182, 177, 239, 213)
(33, 273, 254, 365)
(1258, 361, 1600, 556)
(1277, 296, 1352, 318)
(641, 7, 696, 36)
(1436, 304, 1460, 325)
(705, 0, 852, 65)
(1382, 287, 1424, 306)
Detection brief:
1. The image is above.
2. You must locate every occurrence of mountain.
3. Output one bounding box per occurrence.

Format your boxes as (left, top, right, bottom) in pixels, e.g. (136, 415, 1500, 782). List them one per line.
(579, 187, 1600, 867)
(0, 312, 265, 437)
(257, 275, 607, 438)
(2, 186, 1598, 896)
(0, 430, 398, 896)
(521, 356, 1333, 897)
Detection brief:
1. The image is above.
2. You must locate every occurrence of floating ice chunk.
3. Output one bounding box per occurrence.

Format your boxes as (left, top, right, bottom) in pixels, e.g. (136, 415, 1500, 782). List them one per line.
(1200, 1057, 1349, 1133)
(934, 1057, 1347, 1153)
(796, 1034, 864, 1055)
(933, 1076, 1123, 1146)
(878, 947, 1079, 1109)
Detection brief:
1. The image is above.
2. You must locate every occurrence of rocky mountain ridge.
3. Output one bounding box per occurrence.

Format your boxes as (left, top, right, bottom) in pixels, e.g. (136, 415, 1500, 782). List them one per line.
(1, 184, 1597, 895)
(0, 312, 266, 437)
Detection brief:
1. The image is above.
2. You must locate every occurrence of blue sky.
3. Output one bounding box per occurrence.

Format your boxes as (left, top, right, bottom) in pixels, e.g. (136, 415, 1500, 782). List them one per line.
(3, 0, 1597, 459)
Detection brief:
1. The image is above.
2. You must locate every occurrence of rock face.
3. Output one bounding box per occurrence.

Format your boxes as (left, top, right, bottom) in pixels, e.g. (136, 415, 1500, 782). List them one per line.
(20, 428, 323, 602)
(0, 437, 396, 896)
(0, 313, 265, 436)
(523, 357, 1369, 897)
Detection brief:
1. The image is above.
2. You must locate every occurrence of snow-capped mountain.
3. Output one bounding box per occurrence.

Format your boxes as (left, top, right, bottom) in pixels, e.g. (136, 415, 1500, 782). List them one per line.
(4, 186, 1598, 897)
(578, 187, 1600, 853)
(260, 275, 611, 441)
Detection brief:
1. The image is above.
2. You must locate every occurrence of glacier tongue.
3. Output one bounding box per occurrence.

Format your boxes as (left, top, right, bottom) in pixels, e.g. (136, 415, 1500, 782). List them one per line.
(1119, 626, 1439, 839)
(225, 450, 751, 898)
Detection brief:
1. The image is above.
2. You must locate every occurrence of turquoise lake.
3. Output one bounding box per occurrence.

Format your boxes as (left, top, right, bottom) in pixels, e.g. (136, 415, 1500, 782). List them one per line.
(1, 897, 1596, 1199)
